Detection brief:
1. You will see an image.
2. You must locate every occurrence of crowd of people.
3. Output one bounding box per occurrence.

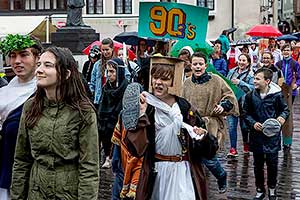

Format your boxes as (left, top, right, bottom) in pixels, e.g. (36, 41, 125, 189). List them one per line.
(0, 29, 299, 200)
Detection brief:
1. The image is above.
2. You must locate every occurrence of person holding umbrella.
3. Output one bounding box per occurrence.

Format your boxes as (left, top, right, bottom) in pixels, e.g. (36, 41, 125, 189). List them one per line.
(82, 45, 101, 84)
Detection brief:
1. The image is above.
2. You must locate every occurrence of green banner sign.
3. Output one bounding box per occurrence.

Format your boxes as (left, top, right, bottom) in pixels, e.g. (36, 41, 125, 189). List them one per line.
(138, 2, 209, 43)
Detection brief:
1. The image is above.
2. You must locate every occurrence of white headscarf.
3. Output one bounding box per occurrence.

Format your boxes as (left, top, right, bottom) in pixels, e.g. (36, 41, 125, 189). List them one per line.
(180, 46, 194, 56)
(0, 76, 36, 130)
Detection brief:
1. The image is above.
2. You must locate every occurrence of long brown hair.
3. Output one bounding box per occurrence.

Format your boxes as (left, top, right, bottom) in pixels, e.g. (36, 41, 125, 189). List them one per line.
(25, 47, 93, 128)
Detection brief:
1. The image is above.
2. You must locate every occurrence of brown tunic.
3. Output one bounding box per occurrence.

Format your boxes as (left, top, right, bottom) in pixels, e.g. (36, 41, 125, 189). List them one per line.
(182, 74, 239, 147)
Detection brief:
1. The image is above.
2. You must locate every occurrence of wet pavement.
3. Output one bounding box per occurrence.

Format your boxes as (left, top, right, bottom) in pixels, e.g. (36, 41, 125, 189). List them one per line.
(99, 98, 300, 200)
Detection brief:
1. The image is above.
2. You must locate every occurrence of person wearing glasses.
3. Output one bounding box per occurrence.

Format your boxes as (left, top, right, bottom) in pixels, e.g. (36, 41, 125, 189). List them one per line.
(256, 52, 283, 85)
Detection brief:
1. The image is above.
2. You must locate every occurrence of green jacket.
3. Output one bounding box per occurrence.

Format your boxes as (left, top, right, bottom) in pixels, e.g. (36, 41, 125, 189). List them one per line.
(10, 98, 99, 200)
(218, 35, 230, 54)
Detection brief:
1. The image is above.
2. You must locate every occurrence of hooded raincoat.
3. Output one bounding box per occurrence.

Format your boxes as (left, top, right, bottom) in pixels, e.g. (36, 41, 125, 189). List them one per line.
(10, 98, 99, 200)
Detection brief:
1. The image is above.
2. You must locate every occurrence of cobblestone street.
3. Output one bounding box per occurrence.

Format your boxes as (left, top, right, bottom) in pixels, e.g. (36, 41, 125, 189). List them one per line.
(99, 98, 300, 200)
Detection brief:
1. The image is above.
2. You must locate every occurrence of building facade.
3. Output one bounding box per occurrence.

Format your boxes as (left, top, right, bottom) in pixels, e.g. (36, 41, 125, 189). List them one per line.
(294, 0, 300, 30)
(0, 0, 262, 41)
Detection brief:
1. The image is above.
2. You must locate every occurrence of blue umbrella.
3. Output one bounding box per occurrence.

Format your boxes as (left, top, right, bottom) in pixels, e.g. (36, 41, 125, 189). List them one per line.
(292, 32, 300, 39)
(277, 34, 298, 41)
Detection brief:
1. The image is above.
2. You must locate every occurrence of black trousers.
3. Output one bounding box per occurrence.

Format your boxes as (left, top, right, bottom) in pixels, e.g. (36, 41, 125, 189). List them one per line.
(253, 152, 278, 192)
(99, 127, 114, 157)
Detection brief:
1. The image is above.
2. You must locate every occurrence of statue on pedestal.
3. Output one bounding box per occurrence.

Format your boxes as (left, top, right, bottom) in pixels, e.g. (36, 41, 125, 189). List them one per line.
(66, 0, 86, 26)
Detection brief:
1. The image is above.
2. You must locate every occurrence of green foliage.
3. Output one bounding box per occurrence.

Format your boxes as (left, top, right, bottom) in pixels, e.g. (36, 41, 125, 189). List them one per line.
(0, 34, 36, 55)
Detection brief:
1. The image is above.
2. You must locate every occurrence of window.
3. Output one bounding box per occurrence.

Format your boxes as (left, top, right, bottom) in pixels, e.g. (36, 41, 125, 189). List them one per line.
(12, 0, 24, 10)
(25, 0, 36, 10)
(0, 0, 9, 10)
(197, 0, 215, 11)
(87, 0, 103, 14)
(0, 0, 66, 11)
(115, 0, 132, 14)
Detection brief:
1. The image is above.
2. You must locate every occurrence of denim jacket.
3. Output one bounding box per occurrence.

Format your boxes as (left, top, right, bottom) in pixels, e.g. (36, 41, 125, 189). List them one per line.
(227, 67, 254, 94)
(89, 60, 105, 104)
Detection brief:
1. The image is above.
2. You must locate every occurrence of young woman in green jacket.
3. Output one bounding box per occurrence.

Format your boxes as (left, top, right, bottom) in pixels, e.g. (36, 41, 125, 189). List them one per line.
(10, 47, 100, 200)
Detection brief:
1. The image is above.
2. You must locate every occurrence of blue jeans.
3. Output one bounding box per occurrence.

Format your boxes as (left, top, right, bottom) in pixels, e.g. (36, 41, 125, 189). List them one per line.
(111, 145, 124, 200)
(227, 115, 249, 149)
(227, 115, 238, 149)
(202, 156, 226, 179)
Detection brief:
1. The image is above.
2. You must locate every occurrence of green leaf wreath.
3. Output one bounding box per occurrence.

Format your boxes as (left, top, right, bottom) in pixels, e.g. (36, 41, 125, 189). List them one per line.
(0, 34, 36, 55)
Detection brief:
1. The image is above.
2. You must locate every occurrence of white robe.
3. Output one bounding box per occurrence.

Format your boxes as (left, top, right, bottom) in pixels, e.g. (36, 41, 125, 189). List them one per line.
(150, 102, 195, 200)
(0, 76, 36, 130)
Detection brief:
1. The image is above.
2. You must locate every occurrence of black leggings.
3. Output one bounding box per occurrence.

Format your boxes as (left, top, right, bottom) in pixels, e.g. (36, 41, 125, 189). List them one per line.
(99, 127, 113, 157)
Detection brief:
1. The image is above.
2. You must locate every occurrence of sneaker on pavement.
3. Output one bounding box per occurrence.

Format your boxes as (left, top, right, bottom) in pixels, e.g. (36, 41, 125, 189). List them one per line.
(268, 188, 277, 200)
(217, 172, 227, 194)
(227, 147, 238, 158)
(102, 158, 112, 169)
(253, 188, 265, 200)
(243, 143, 249, 154)
(283, 144, 291, 153)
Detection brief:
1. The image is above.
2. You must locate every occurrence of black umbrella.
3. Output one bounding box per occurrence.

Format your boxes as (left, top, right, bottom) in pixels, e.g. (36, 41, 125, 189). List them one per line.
(225, 27, 237, 34)
(113, 31, 157, 46)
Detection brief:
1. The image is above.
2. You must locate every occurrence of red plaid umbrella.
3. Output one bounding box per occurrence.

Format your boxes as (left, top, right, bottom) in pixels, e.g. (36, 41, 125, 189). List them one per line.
(246, 24, 283, 37)
(82, 40, 136, 60)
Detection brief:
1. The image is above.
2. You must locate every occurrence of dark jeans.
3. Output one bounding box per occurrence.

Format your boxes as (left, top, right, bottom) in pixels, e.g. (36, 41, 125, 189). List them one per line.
(202, 156, 226, 179)
(253, 152, 278, 192)
(111, 145, 124, 200)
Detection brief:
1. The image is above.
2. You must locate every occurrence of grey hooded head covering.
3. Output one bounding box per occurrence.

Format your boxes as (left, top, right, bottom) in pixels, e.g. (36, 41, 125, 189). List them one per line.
(121, 82, 143, 130)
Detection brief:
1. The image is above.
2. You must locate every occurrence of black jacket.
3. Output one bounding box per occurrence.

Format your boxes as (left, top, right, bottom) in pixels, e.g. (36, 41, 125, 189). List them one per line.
(242, 82, 289, 153)
(98, 79, 128, 132)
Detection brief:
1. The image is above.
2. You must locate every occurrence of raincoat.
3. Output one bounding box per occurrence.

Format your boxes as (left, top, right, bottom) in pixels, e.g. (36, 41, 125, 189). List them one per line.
(10, 98, 99, 200)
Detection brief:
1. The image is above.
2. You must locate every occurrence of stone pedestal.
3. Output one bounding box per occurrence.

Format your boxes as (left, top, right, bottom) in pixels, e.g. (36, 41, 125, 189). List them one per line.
(51, 26, 100, 54)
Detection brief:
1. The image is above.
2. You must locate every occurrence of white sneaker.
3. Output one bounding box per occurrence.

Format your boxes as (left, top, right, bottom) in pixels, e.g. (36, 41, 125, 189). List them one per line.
(102, 157, 111, 169)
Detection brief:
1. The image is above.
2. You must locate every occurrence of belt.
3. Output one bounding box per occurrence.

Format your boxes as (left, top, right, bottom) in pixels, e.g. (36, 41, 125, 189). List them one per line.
(154, 153, 188, 162)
